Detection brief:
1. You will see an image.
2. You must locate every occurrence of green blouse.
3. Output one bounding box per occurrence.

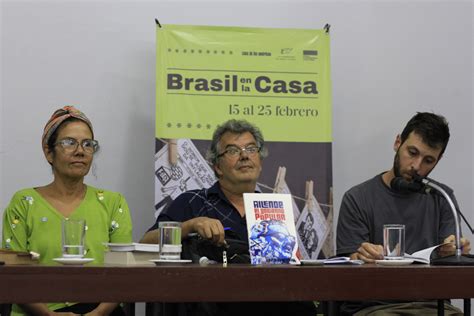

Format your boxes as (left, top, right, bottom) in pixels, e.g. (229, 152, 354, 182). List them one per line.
(2, 185, 133, 315)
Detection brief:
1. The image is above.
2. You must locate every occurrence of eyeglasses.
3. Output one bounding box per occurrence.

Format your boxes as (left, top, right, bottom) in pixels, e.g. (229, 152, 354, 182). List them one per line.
(218, 145, 261, 158)
(55, 137, 99, 154)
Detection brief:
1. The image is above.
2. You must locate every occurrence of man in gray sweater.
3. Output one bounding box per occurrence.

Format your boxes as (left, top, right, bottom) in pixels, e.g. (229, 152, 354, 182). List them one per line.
(337, 112, 471, 315)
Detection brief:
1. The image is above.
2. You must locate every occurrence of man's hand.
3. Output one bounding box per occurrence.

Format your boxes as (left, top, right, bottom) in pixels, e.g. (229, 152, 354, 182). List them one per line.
(187, 217, 226, 246)
(438, 235, 471, 257)
(350, 242, 384, 263)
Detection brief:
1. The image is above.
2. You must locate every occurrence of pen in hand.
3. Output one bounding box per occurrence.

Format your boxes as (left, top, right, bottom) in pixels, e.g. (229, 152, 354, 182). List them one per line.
(187, 226, 231, 238)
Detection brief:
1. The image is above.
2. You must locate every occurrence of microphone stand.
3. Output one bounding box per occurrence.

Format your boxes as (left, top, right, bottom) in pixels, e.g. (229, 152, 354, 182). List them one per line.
(422, 178, 474, 265)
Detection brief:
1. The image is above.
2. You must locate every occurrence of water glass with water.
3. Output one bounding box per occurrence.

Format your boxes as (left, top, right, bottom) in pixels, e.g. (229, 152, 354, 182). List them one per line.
(159, 221, 182, 260)
(62, 218, 86, 258)
(383, 224, 405, 260)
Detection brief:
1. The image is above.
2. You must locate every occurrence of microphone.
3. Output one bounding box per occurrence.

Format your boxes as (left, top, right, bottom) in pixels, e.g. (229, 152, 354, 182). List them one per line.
(391, 176, 474, 234)
(199, 256, 218, 265)
(391, 175, 474, 265)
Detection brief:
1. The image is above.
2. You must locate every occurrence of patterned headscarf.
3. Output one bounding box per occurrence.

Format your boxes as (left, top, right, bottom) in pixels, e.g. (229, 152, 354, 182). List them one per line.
(42, 105, 94, 147)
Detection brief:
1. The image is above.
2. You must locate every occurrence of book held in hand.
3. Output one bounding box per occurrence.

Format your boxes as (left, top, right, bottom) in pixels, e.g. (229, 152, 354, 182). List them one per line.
(375, 243, 451, 265)
(404, 242, 449, 264)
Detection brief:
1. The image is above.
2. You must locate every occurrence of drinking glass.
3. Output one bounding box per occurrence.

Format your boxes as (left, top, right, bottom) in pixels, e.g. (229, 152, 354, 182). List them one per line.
(383, 224, 405, 260)
(62, 218, 86, 258)
(159, 222, 182, 260)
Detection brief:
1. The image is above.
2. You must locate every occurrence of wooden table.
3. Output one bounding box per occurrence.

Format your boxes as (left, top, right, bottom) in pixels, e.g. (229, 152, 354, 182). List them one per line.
(1, 264, 474, 303)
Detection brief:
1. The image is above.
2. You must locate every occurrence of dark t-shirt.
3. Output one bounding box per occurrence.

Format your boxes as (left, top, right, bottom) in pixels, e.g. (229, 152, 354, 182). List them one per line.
(337, 174, 457, 256)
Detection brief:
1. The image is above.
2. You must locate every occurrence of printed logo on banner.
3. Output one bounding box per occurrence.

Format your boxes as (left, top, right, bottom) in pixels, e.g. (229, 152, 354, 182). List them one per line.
(303, 50, 318, 61)
(277, 48, 296, 61)
(242, 51, 272, 57)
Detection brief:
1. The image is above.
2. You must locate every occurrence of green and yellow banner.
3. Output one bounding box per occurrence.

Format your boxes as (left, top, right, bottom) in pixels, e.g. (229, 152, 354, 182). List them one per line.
(156, 24, 332, 142)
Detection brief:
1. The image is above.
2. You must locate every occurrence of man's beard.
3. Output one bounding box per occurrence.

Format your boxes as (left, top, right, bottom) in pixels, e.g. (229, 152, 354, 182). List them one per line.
(392, 149, 416, 180)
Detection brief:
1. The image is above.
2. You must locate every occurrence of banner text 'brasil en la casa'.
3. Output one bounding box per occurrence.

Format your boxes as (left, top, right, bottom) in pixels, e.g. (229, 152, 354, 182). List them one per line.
(156, 25, 332, 142)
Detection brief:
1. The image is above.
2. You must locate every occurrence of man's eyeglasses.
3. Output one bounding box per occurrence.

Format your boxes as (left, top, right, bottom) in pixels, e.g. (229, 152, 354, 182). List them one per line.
(218, 145, 261, 158)
(55, 137, 99, 154)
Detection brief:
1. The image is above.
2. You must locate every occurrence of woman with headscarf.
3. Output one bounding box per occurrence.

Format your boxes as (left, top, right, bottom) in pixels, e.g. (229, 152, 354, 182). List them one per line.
(2, 106, 132, 316)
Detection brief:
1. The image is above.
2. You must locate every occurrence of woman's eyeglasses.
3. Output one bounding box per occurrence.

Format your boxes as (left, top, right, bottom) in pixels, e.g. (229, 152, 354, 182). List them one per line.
(55, 137, 99, 154)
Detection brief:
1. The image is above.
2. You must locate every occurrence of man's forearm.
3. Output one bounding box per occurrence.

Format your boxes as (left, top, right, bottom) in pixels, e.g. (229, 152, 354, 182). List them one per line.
(139, 230, 159, 244)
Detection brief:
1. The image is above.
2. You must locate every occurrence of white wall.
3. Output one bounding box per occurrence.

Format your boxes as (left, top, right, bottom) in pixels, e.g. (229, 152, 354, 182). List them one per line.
(1, 0, 473, 309)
